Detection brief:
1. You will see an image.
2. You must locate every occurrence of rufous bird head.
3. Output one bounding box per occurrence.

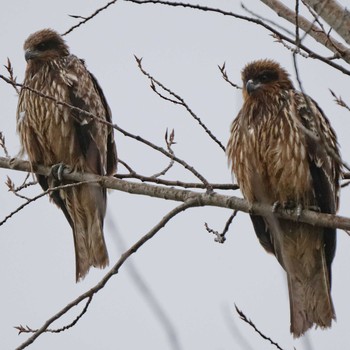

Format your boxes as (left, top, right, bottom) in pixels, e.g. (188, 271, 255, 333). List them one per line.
(241, 59, 294, 101)
(23, 29, 69, 63)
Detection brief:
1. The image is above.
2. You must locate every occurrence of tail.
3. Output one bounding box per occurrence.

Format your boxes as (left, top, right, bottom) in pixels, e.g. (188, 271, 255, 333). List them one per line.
(65, 183, 109, 281)
(288, 266, 335, 337)
(270, 219, 335, 337)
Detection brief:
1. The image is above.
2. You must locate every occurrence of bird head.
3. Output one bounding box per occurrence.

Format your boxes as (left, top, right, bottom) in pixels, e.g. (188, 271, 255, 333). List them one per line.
(241, 59, 294, 101)
(23, 29, 69, 64)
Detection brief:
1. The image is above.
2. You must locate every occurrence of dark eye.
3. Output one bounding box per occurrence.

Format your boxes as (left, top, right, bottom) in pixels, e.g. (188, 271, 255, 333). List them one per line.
(260, 74, 269, 83)
(36, 40, 56, 51)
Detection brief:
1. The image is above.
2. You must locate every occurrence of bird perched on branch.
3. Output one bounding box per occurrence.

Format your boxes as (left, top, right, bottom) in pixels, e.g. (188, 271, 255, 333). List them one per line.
(17, 29, 117, 281)
(227, 59, 341, 337)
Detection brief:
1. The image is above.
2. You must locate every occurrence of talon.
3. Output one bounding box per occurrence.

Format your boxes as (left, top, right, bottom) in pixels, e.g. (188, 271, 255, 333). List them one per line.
(296, 204, 303, 219)
(51, 163, 67, 181)
(248, 202, 254, 215)
(308, 205, 321, 212)
(272, 201, 280, 213)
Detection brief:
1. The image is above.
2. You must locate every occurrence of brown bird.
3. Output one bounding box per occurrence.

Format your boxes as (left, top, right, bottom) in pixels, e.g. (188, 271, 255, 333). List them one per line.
(17, 29, 117, 281)
(227, 59, 340, 337)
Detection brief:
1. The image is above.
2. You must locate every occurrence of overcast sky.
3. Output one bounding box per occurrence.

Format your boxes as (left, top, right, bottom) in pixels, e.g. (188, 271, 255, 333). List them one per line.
(1, 1, 350, 349)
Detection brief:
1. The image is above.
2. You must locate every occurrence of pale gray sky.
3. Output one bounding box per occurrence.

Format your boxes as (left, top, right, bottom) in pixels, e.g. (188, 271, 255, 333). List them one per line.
(1, 1, 350, 349)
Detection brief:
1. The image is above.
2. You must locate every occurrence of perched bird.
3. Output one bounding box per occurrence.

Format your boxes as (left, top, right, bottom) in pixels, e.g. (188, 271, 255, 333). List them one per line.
(227, 59, 340, 337)
(17, 29, 117, 281)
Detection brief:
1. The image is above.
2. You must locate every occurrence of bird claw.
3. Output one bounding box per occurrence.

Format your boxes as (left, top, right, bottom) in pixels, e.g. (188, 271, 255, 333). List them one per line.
(272, 200, 303, 219)
(272, 201, 280, 213)
(51, 163, 68, 181)
(296, 204, 303, 220)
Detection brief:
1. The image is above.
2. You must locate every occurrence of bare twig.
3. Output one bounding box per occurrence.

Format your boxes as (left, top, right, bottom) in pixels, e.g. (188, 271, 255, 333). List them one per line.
(135, 56, 226, 152)
(6, 176, 32, 201)
(302, 0, 350, 46)
(0, 75, 211, 188)
(205, 210, 238, 243)
(241, 2, 294, 36)
(260, 0, 350, 63)
(150, 129, 176, 178)
(4, 58, 20, 95)
(15, 296, 93, 335)
(0, 131, 10, 158)
(116, 172, 238, 190)
(235, 305, 286, 350)
(218, 63, 242, 90)
(62, 0, 118, 36)
(16, 199, 197, 350)
(0, 179, 100, 227)
(330, 89, 350, 112)
(123, 0, 350, 75)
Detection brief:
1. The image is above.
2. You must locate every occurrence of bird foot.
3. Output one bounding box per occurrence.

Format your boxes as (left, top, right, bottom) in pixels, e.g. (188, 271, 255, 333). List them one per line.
(272, 200, 304, 219)
(51, 163, 70, 182)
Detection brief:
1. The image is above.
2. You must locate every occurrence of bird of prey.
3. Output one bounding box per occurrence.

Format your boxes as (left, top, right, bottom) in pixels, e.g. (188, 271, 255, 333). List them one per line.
(227, 59, 341, 337)
(17, 29, 117, 281)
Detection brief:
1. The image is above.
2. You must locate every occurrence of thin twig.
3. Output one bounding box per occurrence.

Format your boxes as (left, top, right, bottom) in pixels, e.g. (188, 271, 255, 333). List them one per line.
(151, 128, 176, 178)
(329, 89, 350, 112)
(123, 0, 350, 75)
(4, 58, 20, 95)
(0, 180, 100, 227)
(6, 176, 32, 201)
(235, 305, 286, 350)
(241, 2, 294, 36)
(62, 0, 118, 36)
(116, 172, 238, 190)
(15, 296, 93, 334)
(0, 75, 211, 188)
(135, 55, 226, 152)
(0, 131, 10, 158)
(218, 63, 242, 90)
(205, 210, 238, 243)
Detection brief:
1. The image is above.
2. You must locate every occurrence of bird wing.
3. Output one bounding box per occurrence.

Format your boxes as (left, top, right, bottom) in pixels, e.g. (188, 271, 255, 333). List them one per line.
(63, 55, 117, 176)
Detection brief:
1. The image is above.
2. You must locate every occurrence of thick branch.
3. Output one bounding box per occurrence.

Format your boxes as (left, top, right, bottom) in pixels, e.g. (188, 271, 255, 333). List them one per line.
(1, 157, 350, 231)
(260, 0, 350, 63)
(303, 0, 350, 45)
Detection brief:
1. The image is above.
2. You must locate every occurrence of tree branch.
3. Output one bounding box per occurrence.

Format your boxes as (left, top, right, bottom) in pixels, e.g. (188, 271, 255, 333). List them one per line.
(260, 0, 350, 63)
(1, 156, 350, 231)
(303, 0, 350, 45)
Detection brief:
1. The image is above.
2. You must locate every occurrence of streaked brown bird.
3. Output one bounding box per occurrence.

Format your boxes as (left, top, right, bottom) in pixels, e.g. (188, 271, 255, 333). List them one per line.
(227, 59, 340, 337)
(17, 29, 117, 281)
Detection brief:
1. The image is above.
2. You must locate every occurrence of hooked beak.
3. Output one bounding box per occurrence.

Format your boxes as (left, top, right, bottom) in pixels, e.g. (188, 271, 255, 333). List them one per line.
(246, 79, 261, 95)
(25, 49, 40, 62)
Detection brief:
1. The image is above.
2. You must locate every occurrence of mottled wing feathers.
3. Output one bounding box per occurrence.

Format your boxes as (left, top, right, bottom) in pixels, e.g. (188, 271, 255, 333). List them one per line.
(88, 71, 118, 176)
(64, 55, 117, 176)
(227, 59, 340, 337)
(16, 29, 118, 281)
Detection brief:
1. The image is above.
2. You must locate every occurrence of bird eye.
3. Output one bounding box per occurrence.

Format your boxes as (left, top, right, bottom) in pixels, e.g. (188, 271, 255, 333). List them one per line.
(37, 42, 48, 51)
(260, 74, 269, 83)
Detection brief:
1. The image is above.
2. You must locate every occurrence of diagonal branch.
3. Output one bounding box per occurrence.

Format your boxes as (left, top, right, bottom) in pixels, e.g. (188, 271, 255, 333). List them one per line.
(303, 0, 350, 45)
(16, 198, 197, 350)
(122, 0, 350, 75)
(135, 56, 226, 152)
(260, 0, 350, 62)
(0, 74, 211, 188)
(235, 305, 286, 350)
